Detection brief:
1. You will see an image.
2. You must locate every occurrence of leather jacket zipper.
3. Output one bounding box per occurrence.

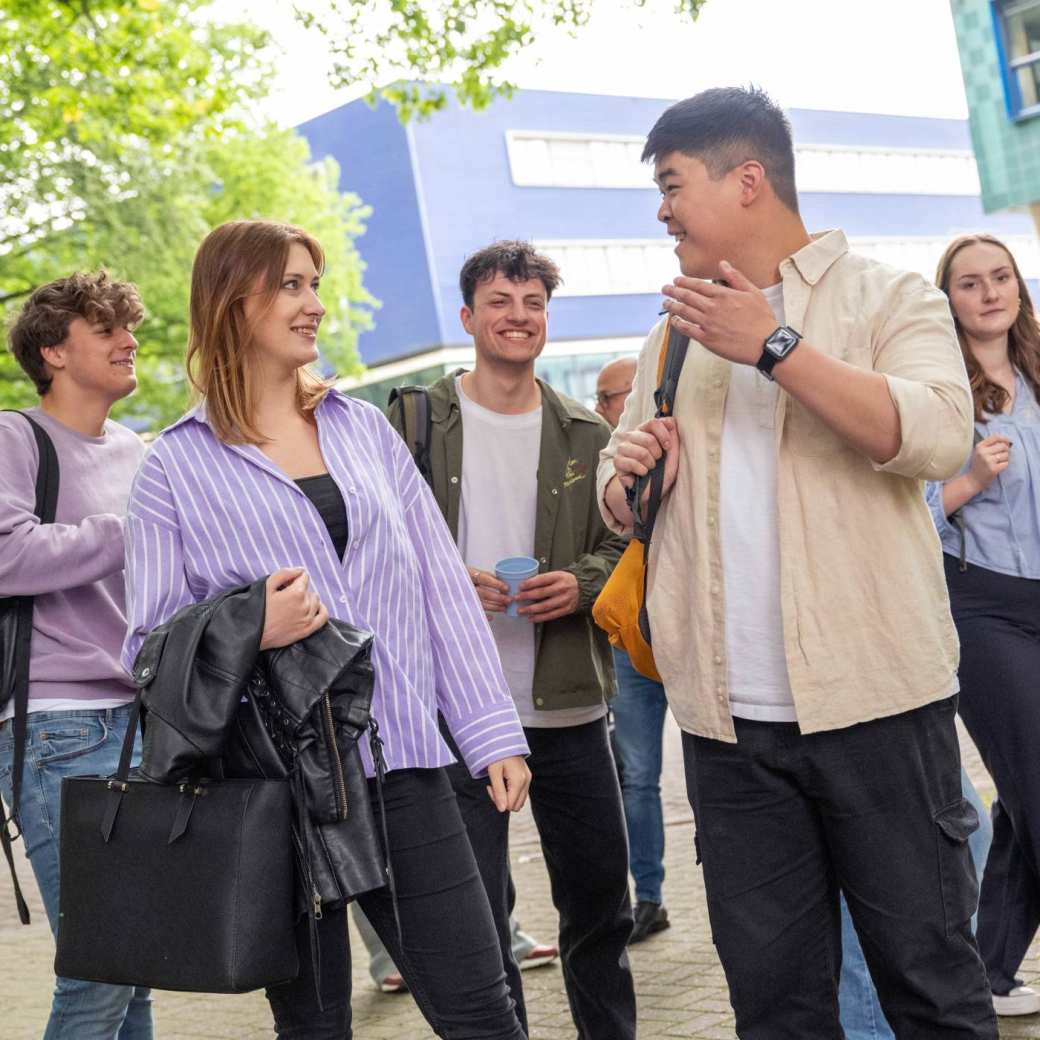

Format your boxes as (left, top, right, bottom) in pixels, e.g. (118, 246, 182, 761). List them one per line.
(322, 692, 349, 821)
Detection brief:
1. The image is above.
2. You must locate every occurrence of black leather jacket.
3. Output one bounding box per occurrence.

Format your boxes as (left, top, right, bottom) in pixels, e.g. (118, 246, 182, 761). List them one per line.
(130, 579, 387, 913)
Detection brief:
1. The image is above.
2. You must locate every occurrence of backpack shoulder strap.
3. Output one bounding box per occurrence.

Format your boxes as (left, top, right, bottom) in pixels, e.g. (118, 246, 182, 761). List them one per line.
(633, 321, 690, 541)
(0, 410, 60, 925)
(388, 386, 433, 488)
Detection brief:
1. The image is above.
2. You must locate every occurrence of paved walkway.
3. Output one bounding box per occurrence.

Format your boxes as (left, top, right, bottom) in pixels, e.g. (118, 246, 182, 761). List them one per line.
(2, 718, 1039, 1038)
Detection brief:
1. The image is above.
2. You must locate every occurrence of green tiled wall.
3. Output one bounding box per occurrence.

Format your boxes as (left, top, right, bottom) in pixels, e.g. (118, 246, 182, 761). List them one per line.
(952, 0, 1040, 211)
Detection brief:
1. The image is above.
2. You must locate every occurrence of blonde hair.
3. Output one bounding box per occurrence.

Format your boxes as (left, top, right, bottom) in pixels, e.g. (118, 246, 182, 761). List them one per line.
(936, 233, 1040, 421)
(187, 220, 332, 444)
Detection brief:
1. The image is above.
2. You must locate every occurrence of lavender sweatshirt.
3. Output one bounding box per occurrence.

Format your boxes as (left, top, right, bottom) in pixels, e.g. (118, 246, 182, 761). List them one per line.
(0, 407, 145, 708)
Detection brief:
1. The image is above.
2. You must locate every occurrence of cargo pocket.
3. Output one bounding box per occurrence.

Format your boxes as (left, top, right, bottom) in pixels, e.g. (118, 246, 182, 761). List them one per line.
(935, 797, 980, 937)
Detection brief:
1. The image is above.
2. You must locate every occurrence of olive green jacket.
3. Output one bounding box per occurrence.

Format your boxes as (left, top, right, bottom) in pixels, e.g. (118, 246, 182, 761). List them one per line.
(387, 370, 625, 712)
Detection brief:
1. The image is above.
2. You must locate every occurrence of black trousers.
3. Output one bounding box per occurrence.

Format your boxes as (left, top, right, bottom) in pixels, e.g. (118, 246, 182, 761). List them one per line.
(946, 554, 1040, 995)
(444, 716, 636, 1040)
(265, 767, 525, 1040)
(683, 697, 997, 1040)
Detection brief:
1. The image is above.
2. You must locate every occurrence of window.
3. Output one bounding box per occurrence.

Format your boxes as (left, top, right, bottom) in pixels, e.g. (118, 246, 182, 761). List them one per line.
(506, 131, 979, 195)
(994, 0, 1040, 119)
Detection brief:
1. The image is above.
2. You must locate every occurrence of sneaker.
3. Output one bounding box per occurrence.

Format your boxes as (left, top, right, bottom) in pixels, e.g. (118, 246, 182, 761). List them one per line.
(993, 986, 1040, 1016)
(379, 972, 408, 994)
(629, 900, 670, 945)
(519, 943, 560, 971)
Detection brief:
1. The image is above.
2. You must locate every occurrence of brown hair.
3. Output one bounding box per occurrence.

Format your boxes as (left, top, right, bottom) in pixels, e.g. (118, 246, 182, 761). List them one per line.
(936, 233, 1040, 421)
(459, 240, 561, 309)
(8, 271, 143, 395)
(187, 220, 332, 444)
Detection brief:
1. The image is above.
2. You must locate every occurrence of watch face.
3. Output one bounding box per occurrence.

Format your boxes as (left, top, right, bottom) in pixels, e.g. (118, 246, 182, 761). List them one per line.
(766, 326, 800, 358)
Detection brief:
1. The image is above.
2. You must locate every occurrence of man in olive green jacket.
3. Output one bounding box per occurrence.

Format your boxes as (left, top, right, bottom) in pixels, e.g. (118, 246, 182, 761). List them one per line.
(388, 240, 634, 1039)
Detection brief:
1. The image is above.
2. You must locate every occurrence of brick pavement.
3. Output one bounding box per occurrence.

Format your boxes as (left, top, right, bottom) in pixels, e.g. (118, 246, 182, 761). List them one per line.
(2, 718, 1039, 1039)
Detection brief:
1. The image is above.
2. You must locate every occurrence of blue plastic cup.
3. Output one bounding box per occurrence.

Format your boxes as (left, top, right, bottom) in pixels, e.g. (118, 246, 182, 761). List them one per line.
(495, 556, 540, 617)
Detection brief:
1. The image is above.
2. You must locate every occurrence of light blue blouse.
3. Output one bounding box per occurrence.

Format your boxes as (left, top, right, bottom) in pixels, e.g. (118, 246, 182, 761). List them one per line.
(926, 371, 1040, 579)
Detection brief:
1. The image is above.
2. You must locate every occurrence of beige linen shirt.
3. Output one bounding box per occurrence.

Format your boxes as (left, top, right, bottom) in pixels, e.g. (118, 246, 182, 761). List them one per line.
(597, 230, 973, 742)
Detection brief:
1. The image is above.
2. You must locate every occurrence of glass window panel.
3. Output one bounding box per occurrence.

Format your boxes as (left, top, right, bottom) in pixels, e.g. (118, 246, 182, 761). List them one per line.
(1004, 1, 1040, 59)
(1014, 57, 1040, 108)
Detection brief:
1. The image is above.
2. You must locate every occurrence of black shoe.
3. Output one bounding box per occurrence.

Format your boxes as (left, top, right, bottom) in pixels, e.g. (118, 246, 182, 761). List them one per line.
(629, 900, 670, 944)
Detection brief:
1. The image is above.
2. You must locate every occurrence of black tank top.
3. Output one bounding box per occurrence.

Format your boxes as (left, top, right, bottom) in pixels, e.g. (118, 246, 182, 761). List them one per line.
(295, 474, 349, 560)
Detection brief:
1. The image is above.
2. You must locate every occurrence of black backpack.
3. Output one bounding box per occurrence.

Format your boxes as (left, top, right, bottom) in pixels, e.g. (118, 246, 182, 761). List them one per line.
(0, 411, 59, 924)
(388, 385, 434, 488)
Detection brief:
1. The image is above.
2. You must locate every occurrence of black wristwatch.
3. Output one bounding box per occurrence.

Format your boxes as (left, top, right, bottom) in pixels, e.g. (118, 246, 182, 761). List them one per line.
(756, 326, 802, 380)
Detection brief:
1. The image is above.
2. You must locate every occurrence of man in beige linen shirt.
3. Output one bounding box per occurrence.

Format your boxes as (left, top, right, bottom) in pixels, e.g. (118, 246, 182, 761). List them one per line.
(598, 86, 996, 1038)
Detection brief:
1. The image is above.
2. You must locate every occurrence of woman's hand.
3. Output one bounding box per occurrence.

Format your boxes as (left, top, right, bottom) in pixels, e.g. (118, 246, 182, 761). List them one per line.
(486, 755, 532, 812)
(967, 435, 1012, 494)
(260, 567, 328, 650)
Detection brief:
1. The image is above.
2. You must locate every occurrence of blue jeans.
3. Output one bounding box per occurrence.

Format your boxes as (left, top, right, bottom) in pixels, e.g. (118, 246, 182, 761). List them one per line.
(0, 705, 153, 1040)
(611, 648, 668, 904)
(838, 767, 993, 1040)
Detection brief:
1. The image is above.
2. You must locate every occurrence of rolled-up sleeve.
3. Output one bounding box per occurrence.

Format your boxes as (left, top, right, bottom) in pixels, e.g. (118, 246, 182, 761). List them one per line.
(870, 282, 973, 482)
(597, 319, 667, 536)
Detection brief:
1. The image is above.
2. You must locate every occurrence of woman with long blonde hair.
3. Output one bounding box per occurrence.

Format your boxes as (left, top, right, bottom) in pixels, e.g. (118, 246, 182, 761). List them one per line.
(121, 220, 531, 1038)
(928, 232, 1040, 1018)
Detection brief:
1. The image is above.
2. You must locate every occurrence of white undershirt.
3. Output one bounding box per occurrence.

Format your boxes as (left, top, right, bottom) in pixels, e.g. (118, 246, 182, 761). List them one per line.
(720, 284, 798, 723)
(456, 378, 606, 729)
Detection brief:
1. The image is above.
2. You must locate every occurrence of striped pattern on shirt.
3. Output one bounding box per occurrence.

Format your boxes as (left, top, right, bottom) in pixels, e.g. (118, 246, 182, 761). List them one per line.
(121, 390, 529, 778)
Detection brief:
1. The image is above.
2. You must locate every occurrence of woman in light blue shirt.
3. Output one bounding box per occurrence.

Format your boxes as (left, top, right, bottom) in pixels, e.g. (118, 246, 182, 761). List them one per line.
(926, 233, 1040, 1018)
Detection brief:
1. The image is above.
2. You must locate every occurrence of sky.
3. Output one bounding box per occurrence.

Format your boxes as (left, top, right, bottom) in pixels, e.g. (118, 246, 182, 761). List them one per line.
(213, 0, 970, 127)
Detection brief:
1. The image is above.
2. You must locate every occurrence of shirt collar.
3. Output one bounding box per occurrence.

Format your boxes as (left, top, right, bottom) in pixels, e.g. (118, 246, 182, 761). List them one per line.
(780, 229, 850, 287)
(162, 400, 208, 434)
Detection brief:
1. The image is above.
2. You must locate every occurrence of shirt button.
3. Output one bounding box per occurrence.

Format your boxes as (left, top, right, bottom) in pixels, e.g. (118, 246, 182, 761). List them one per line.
(535, 697, 544, 706)
(716, 684, 725, 695)
(450, 476, 459, 484)
(707, 514, 715, 526)
(339, 595, 348, 604)
(349, 487, 358, 495)
(352, 540, 360, 549)
(714, 655, 723, 665)
(551, 488, 559, 495)
(710, 584, 719, 595)
(714, 378, 723, 388)
(539, 557, 547, 565)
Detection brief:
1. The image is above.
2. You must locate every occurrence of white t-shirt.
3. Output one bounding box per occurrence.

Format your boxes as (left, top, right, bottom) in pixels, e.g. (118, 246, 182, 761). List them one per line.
(456, 377, 606, 729)
(720, 284, 798, 723)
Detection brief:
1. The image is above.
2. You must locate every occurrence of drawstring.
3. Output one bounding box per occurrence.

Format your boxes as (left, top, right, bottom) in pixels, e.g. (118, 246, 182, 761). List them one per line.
(368, 718, 403, 947)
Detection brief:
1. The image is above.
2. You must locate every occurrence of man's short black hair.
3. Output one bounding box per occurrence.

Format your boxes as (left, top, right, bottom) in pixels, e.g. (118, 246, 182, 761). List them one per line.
(459, 240, 562, 309)
(642, 86, 799, 214)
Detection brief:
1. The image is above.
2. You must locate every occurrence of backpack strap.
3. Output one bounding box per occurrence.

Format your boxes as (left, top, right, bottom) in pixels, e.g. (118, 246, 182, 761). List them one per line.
(633, 322, 690, 649)
(388, 386, 434, 488)
(633, 321, 690, 542)
(0, 410, 59, 924)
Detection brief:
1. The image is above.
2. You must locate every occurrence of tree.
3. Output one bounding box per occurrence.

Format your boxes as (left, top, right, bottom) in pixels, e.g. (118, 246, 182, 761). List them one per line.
(295, 0, 708, 120)
(0, 0, 268, 288)
(0, 2, 372, 427)
(0, 125, 373, 427)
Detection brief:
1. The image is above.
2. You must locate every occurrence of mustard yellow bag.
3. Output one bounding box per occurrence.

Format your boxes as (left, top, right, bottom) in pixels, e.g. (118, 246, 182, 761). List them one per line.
(593, 321, 689, 683)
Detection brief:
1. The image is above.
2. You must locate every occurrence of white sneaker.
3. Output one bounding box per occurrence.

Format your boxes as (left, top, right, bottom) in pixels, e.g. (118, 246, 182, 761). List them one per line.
(992, 985, 1040, 1016)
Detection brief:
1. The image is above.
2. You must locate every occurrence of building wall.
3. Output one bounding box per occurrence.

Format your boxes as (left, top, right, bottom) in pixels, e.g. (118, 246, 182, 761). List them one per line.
(301, 86, 1037, 376)
(298, 100, 441, 363)
(951, 0, 1040, 212)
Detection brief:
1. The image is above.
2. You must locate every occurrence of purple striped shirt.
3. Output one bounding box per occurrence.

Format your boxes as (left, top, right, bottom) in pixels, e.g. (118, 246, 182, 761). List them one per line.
(121, 390, 529, 778)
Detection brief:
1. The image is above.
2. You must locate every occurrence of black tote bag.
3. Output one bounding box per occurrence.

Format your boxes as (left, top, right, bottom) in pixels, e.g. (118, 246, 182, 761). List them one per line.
(54, 695, 299, 993)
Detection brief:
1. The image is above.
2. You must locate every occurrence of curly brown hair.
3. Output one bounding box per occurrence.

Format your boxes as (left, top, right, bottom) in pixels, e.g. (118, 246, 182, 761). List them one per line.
(936, 234, 1040, 420)
(459, 241, 561, 309)
(8, 271, 144, 395)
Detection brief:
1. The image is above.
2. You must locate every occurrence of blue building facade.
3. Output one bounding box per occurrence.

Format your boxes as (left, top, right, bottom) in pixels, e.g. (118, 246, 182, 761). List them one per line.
(298, 88, 1038, 405)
